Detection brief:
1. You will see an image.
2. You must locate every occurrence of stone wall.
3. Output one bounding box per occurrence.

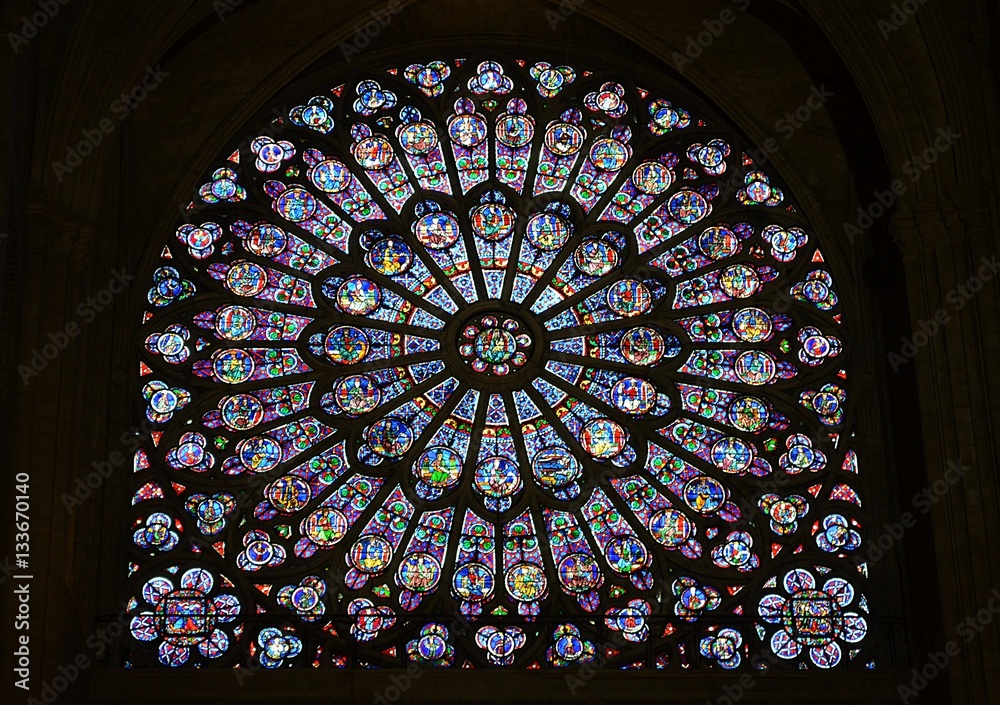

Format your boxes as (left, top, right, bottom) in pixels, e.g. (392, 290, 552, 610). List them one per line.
(2, 0, 997, 702)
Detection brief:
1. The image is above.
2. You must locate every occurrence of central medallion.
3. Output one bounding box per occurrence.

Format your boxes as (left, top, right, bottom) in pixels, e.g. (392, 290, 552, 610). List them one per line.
(459, 313, 531, 376)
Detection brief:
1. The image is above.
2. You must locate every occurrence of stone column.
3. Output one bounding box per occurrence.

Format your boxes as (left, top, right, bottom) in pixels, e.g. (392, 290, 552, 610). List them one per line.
(892, 191, 1000, 704)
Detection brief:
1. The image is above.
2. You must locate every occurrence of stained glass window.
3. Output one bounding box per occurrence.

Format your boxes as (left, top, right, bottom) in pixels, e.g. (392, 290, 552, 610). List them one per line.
(128, 56, 871, 671)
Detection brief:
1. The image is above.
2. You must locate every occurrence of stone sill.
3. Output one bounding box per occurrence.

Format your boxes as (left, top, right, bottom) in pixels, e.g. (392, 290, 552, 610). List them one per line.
(89, 668, 907, 703)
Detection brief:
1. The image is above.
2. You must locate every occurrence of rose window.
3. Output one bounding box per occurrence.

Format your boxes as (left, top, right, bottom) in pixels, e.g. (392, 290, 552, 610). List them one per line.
(127, 55, 871, 671)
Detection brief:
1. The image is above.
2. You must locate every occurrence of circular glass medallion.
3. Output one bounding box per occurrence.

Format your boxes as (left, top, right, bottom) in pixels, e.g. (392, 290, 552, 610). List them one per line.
(221, 394, 264, 431)
(333, 375, 381, 416)
(350, 535, 394, 573)
(803, 334, 832, 359)
(302, 508, 349, 546)
(366, 418, 413, 458)
(719, 264, 760, 299)
(506, 563, 547, 602)
(311, 160, 351, 193)
(610, 377, 657, 416)
(399, 122, 438, 155)
(497, 114, 534, 148)
(526, 213, 571, 251)
(544, 123, 584, 155)
(605, 536, 649, 574)
(324, 326, 370, 365)
(267, 476, 311, 514)
(215, 305, 255, 340)
(214, 349, 255, 384)
(589, 138, 629, 171)
(336, 276, 381, 315)
(474, 457, 521, 498)
(699, 226, 739, 260)
(607, 279, 652, 317)
(448, 114, 487, 147)
(365, 417, 413, 459)
(649, 509, 693, 547)
(226, 261, 267, 297)
(397, 552, 441, 592)
(367, 237, 412, 276)
(247, 224, 287, 257)
(620, 327, 666, 366)
(354, 136, 394, 169)
(668, 190, 708, 224)
(471, 204, 515, 241)
(237, 436, 282, 472)
(734, 351, 776, 386)
(275, 188, 316, 222)
(728, 396, 769, 432)
(414, 213, 460, 250)
(458, 313, 532, 377)
(415, 446, 463, 488)
(581, 419, 628, 459)
(632, 162, 672, 194)
(733, 308, 772, 342)
(558, 553, 602, 592)
(683, 476, 727, 514)
(711, 437, 754, 474)
(573, 239, 618, 277)
(532, 447, 580, 489)
(476, 328, 517, 363)
(453, 562, 494, 601)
